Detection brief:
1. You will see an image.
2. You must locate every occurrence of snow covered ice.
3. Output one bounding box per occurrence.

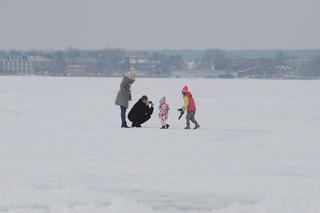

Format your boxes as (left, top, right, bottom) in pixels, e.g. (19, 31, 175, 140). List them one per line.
(1, 76, 320, 213)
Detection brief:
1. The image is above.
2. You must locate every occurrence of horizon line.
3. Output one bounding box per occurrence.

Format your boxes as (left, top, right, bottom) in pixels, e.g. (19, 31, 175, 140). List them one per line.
(1, 47, 320, 52)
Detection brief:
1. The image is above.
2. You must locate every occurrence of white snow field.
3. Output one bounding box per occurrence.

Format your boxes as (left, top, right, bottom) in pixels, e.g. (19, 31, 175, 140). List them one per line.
(1, 76, 320, 213)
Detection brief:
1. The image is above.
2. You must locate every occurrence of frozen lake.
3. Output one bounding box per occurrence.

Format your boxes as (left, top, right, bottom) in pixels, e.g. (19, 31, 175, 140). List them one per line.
(0, 76, 320, 213)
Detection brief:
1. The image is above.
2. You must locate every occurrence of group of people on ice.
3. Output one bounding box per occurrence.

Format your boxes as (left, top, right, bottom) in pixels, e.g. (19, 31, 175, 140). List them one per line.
(115, 67, 200, 129)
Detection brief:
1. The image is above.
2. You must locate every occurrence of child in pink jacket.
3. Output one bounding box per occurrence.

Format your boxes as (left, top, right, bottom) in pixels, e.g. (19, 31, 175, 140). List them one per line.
(159, 97, 170, 129)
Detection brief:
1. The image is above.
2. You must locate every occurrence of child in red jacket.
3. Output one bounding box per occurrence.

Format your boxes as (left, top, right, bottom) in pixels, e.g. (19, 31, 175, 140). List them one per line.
(179, 86, 200, 129)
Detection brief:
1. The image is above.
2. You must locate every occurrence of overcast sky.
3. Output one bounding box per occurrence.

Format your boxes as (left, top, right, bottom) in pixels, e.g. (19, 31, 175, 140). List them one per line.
(0, 0, 319, 50)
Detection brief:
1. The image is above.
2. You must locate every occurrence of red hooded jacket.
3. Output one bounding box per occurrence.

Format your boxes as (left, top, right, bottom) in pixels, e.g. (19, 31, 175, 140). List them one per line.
(183, 91, 196, 112)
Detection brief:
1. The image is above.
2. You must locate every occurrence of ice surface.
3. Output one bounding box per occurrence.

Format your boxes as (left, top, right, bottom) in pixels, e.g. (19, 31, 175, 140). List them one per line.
(0, 76, 320, 213)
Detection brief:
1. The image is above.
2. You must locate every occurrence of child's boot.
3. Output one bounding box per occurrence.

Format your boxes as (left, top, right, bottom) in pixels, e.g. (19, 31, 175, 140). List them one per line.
(185, 125, 191, 129)
(194, 123, 200, 129)
(166, 124, 170, 129)
(161, 126, 166, 129)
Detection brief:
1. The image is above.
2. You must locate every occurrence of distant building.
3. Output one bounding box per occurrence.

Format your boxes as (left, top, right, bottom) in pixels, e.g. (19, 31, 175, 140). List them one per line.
(66, 64, 87, 76)
(229, 59, 258, 71)
(276, 65, 293, 72)
(0, 56, 33, 74)
(129, 56, 148, 64)
(0, 56, 53, 75)
(172, 69, 229, 78)
(31, 56, 54, 75)
(185, 61, 196, 70)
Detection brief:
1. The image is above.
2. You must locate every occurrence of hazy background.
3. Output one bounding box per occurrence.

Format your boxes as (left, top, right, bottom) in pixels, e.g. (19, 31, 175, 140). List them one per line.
(0, 0, 319, 50)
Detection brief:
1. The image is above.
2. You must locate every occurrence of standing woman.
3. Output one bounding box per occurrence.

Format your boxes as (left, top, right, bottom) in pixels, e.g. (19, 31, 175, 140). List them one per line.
(115, 67, 137, 128)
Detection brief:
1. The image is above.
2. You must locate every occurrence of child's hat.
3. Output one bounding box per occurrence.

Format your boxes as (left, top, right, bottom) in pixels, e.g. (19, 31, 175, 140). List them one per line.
(182, 86, 189, 93)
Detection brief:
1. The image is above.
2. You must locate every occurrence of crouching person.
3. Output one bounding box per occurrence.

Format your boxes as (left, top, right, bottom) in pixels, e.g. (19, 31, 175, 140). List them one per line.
(128, 95, 154, 127)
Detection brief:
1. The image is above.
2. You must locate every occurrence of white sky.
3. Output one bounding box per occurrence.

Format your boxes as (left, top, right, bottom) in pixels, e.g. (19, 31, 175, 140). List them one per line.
(0, 0, 319, 50)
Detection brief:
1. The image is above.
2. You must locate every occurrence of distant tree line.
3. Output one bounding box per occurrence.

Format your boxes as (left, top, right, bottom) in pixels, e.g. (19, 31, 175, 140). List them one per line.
(0, 48, 319, 78)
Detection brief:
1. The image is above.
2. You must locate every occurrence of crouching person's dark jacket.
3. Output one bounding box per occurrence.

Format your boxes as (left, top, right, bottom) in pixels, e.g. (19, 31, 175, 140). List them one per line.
(128, 99, 154, 124)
